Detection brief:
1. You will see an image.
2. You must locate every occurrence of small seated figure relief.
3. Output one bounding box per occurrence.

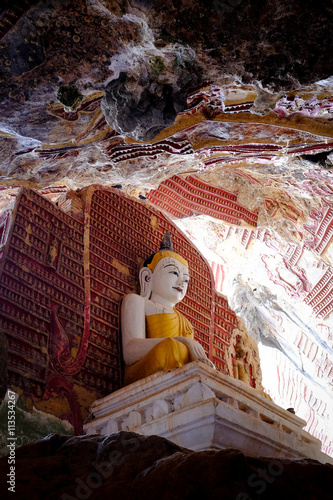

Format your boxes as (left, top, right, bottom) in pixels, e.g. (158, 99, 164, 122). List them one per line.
(121, 232, 214, 385)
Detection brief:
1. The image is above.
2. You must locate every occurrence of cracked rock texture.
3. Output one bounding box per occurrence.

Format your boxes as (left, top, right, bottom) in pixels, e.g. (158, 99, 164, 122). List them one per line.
(0, 432, 333, 500)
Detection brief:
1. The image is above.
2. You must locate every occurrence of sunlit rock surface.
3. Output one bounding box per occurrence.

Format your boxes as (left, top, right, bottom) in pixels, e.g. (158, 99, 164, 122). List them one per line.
(0, 0, 332, 461)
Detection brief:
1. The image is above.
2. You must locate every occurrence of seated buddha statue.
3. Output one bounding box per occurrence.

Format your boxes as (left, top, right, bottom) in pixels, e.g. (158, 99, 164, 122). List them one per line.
(121, 232, 214, 385)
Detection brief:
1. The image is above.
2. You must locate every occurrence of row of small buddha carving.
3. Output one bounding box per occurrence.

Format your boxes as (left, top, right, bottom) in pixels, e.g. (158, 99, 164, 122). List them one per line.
(314, 303, 333, 318)
(51, 290, 84, 313)
(90, 254, 132, 284)
(15, 228, 46, 252)
(314, 209, 333, 239)
(307, 273, 333, 301)
(309, 291, 333, 310)
(159, 193, 242, 225)
(90, 320, 118, 338)
(215, 296, 236, 310)
(173, 176, 237, 201)
(84, 356, 116, 376)
(91, 197, 210, 272)
(193, 327, 209, 340)
(178, 302, 211, 323)
(161, 182, 244, 212)
(312, 227, 333, 255)
(178, 266, 211, 288)
(11, 236, 43, 259)
(90, 226, 137, 251)
(94, 193, 151, 221)
(0, 302, 47, 332)
(185, 295, 212, 315)
(319, 302, 333, 318)
(0, 318, 47, 347)
(213, 360, 228, 374)
(170, 179, 235, 204)
(305, 269, 333, 303)
(152, 188, 195, 216)
(21, 224, 47, 247)
(90, 244, 137, 271)
(214, 314, 236, 329)
(90, 240, 138, 270)
(90, 267, 129, 294)
(101, 211, 202, 264)
(90, 280, 120, 301)
(155, 193, 243, 225)
(21, 192, 83, 233)
(213, 351, 226, 364)
(87, 345, 117, 364)
(91, 225, 191, 280)
(7, 373, 42, 394)
(216, 294, 230, 311)
(9, 357, 44, 381)
(89, 332, 120, 356)
(64, 321, 83, 336)
(187, 315, 209, 331)
(92, 217, 155, 250)
(5, 258, 84, 301)
(193, 333, 210, 347)
(58, 266, 84, 287)
(91, 202, 163, 249)
(215, 307, 238, 325)
(82, 362, 120, 378)
(187, 289, 211, 308)
(77, 371, 117, 391)
(90, 304, 118, 327)
(214, 322, 234, 335)
(18, 202, 72, 236)
(92, 295, 118, 314)
(213, 340, 227, 353)
(90, 201, 146, 227)
(91, 233, 209, 287)
(1, 274, 49, 307)
(57, 306, 84, 326)
(213, 329, 231, 343)
(0, 287, 50, 320)
(215, 299, 237, 313)
(149, 196, 184, 218)
(15, 216, 48, 241)
(93, 214, 170, 255)
(61, 244, 82, 262)
(90, 268, 130, 294)
(9, 339, 47, 366)
(61, 255, 83, 274)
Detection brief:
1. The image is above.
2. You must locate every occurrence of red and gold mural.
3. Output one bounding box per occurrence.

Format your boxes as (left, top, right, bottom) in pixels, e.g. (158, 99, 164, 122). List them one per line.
(0, 186, 240, 433)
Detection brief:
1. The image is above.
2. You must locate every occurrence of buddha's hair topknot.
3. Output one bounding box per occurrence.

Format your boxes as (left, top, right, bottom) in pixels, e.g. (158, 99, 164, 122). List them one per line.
(143, 231, 174, 267)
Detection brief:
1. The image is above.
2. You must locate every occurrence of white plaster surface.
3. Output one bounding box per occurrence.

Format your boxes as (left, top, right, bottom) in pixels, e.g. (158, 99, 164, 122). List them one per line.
(84, 362, 332, 465)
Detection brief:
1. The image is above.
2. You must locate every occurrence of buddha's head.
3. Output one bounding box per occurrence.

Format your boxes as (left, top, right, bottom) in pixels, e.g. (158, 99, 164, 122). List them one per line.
(139, 232, 190, 306)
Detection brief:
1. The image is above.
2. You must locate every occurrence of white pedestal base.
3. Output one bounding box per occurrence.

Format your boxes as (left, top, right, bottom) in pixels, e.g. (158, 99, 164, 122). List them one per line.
(84, 362, 332, 464)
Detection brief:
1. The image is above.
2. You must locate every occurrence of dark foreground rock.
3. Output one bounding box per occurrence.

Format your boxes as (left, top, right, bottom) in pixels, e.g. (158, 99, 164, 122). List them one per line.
(0, 432, 332, 500)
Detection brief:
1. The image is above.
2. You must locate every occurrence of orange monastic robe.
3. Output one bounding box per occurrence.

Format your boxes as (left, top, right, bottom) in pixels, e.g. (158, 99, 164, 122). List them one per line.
(124, 309, 194, 385)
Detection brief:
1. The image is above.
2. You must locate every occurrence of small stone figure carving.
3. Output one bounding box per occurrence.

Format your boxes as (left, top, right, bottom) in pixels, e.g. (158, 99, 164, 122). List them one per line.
(48, 238, 58, 267)
(121, 232, 214, 385)
(232, 335, 255, 388)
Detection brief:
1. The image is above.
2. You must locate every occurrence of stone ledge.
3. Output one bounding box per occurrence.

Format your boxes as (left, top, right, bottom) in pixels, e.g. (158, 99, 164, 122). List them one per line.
(84, 362, 332, 465)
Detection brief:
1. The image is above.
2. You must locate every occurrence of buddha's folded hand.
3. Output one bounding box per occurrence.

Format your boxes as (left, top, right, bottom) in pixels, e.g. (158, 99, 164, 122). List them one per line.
(175, 337, 215, 369)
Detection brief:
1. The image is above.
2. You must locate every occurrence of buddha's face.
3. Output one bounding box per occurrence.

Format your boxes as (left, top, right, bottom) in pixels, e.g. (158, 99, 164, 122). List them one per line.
(150, 256, 190, 306)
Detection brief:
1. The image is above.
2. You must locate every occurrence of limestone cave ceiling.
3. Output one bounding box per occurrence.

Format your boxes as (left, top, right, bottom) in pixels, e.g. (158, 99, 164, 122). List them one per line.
(0, 0, 333, 453)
